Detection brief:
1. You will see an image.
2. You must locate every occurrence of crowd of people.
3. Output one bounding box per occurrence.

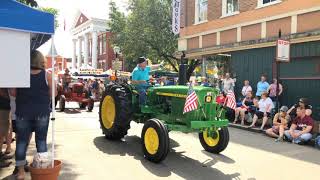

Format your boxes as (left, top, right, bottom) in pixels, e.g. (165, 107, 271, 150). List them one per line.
(214, 73, 318, 146)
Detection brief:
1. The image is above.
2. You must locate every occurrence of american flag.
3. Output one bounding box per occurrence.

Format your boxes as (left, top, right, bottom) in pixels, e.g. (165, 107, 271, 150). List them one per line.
(183, 84, 198, 114)
(226, 91, 236, 110)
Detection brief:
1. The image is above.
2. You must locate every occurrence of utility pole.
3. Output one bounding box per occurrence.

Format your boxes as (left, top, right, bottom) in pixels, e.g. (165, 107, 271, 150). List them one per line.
(276, 29, 281, 112)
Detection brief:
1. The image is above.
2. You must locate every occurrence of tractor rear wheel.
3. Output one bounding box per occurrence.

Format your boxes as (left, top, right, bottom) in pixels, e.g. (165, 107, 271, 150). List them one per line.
(141, 119, 169, 163)
(59, 95, 66, 112)
(199, 127, 229, 154)
(99, 84, 132, 140)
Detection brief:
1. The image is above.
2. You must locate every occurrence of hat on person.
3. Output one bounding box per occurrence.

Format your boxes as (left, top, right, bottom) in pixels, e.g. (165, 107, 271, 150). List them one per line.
(280, 106, 289, 112)
(299, 98, 309, 105)
(137, 57, 147, 64)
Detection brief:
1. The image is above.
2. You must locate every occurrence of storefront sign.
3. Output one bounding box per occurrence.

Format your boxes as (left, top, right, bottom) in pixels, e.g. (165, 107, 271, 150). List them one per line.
(79, 69, 103, 74)
(172, 0, 181, 35)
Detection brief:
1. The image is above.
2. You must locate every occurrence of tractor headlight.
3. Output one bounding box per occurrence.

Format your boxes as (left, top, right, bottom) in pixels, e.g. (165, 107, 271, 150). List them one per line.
(205, 95, 212, 103)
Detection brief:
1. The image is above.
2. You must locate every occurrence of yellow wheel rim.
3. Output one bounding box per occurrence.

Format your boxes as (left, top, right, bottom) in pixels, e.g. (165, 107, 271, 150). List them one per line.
(101, 95, 116, 129)
(144, 127, 159, 155)
(203, 130, 220, 147)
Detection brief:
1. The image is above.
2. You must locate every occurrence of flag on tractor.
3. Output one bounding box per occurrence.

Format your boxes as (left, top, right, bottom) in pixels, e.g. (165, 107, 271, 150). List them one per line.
(183, 84, 198, 114)
(226, 91, 236, 110)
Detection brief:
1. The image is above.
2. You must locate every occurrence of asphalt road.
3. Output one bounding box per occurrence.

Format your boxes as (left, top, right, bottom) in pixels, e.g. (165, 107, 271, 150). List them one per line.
(1, 102, 320, 180)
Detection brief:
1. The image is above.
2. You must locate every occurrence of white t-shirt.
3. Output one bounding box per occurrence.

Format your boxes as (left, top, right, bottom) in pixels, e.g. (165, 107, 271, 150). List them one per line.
(241, 85, 252, 96)
(258, 97, 274, 113)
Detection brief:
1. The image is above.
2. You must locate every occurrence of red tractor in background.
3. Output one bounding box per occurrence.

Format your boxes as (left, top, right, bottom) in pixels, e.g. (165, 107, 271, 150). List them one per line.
(56, 81, 94, 112)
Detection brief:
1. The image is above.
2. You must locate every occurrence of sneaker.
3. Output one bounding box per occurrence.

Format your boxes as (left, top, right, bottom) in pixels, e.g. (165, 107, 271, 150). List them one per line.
(275, 137, 283, 142)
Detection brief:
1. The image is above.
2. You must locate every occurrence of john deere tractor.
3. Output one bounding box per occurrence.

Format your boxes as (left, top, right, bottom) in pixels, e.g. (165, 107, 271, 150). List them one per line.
(98, 66, 229, 163)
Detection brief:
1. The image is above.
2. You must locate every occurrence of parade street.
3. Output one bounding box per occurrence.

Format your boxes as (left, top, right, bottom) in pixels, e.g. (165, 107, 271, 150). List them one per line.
(1, 102, 319, 180)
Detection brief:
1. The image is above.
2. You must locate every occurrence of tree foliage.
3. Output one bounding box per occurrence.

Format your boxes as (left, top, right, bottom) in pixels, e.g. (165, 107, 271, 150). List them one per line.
(108, 0, 201, 78)
(18, 0, 38, 7)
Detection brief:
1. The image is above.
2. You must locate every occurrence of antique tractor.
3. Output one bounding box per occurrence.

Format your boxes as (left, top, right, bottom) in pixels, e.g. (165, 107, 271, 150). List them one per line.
(99, 83, 229, 163)
(57, 82, 94, 112)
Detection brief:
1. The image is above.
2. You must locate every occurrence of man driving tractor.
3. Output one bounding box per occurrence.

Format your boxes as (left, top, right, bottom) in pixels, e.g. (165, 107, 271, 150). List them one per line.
(62, 68, 72, 92)
(131, 57, 163, 105)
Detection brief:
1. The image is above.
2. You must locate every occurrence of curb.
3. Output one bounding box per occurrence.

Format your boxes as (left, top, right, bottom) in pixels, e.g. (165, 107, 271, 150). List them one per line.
(228, 122, 317, 146)
(228, 123, 264, 134)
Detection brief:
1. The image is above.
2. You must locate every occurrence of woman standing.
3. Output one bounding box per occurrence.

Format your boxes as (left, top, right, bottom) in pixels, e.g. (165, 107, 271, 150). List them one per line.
(267, 78, 283, 102)
(14, 50, 56, 179)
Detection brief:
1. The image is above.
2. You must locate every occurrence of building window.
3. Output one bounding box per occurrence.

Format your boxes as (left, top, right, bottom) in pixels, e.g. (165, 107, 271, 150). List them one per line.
(195, 0, 208, 24)
(222, 0, 239, 17)
(257, 0, 281, 8)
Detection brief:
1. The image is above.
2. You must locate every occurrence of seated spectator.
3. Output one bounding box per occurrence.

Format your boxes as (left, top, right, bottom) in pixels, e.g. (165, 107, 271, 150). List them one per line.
(284, 107, 313, 144)
(241, 80, 252, 98)
(248, 92, 274, 130)
(233, 91, 254, 125)
(266, 106, 290, 142)
(216, 91, 226, 105)
(287, 98, 312, 118)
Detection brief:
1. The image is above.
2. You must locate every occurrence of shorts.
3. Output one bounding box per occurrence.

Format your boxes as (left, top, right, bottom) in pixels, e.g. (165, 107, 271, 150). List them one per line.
(255, 111, 271, 119)
(0, 109, 10, 136)
(272, 125, 288, 134)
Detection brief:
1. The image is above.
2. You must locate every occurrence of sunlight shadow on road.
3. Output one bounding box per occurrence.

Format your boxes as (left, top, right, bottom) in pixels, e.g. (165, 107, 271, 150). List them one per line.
(93, 136, 240, 180)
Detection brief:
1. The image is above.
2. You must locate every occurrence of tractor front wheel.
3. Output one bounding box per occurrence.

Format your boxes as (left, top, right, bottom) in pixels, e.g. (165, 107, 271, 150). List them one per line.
(59, 95, 66, 112)
(141, 119, 169, 163)
(199, 127, 229, 154)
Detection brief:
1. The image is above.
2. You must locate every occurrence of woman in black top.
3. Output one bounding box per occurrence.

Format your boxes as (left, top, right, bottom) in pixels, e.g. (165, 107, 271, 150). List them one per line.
(233, 91, 254, 125)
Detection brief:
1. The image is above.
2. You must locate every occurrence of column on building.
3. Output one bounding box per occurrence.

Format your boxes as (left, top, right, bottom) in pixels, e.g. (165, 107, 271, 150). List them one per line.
(72, 39, 77, 70)
(77, 37, 82, 69)
(91, 31, 98, 69)
(83, 33, 89, 68)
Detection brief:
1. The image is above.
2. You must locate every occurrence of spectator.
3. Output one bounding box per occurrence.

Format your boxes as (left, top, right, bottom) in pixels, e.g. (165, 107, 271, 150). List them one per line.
(241, 80, 252, 97)
(256, 75, 269, 99)
(0, 89, 13, 168)
(267, 78, 283, 102)
(248, 92, 274, 130)
(216, 91, 226, 105)
(266, 106, 290, 142)
(284, 108, 314, 144)
(233, 91, 254, 125)
(14, 50, 56, 179)
(287, 98, 312, 118)
(222, 73, 235, 93)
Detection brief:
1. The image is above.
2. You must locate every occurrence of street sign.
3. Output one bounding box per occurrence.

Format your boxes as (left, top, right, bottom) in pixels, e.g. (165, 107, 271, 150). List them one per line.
(276, 39, 290, 62)
(172, 0, 181, 35)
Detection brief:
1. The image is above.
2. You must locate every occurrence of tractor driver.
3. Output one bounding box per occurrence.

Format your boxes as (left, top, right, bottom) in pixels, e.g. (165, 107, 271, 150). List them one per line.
(131, 57, 163, 105)
(62, 68, 72, 92)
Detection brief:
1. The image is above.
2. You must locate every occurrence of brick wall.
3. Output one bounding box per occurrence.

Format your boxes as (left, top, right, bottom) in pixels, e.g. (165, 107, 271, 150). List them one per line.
(187, 36, 199, 50)
(220, 28, 237, 45)
(202, 33, 217, 48)
(186, 0, 195, 26)
(239, 0, 257, 12)
(208, 0, 222, 21)
(266, 17, 291, 38)
(297, 10, 320, 33)
(241, 23, 261, 41)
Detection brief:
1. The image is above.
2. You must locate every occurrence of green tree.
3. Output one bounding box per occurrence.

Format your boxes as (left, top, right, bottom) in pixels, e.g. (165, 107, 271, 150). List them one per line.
(18, 0, 38, 7)
(108, 0, 201, 79)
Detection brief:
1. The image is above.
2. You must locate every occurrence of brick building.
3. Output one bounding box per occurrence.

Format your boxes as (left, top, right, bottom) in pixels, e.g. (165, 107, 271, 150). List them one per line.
(46, 42, 68, 72)
(179, 0, 320, 119)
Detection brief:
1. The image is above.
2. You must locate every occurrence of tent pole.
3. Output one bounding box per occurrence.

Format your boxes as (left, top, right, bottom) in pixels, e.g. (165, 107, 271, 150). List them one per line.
(51, 36, 55, 168)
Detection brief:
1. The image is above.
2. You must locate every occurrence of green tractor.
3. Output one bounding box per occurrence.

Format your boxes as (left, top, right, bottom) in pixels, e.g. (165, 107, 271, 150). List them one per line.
(98, 71, 229, 163)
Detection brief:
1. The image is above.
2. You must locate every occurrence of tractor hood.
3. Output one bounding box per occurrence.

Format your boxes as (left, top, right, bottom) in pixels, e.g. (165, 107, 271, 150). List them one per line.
(149, 85, 219, 99)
